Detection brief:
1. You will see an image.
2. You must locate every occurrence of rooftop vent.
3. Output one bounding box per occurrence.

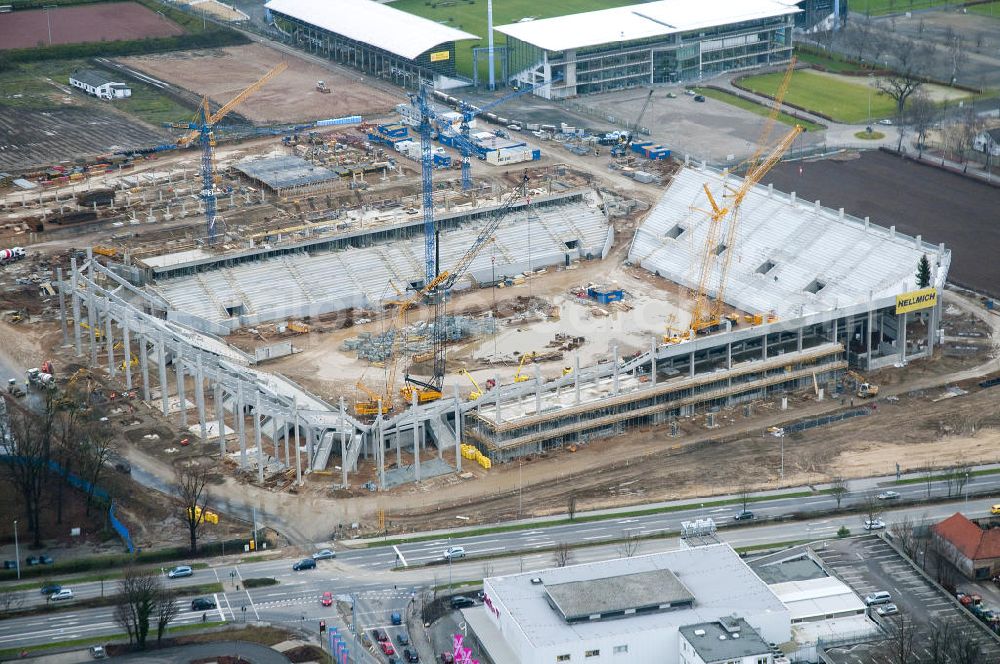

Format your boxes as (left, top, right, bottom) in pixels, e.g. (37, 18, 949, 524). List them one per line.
(694, 629, 706, 637)
(664, 224, 685, 240)
(804, 279, 826, 295)
(530, 577, 543, 585)
(756, 260, 776, 275)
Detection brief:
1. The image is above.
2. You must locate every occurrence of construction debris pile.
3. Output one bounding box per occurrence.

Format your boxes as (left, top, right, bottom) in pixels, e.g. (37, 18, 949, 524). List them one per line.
(343, 315, 499, 363)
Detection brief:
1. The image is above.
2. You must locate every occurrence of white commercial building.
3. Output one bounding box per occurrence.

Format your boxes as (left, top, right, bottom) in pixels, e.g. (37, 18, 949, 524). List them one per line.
(69, 69, 131, 100)
(468, 544, 790, 664)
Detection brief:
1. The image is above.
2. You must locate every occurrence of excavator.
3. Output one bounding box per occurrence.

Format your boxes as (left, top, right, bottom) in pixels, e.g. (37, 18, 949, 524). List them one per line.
(460, 370, 494, 401)
(354, 380, 392, 417)
(513, 352, 537, 383)
(845, 370, 879, 398)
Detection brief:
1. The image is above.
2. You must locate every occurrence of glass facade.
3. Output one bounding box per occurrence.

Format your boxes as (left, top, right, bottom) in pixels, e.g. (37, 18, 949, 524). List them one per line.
(507, 15, 794, 98)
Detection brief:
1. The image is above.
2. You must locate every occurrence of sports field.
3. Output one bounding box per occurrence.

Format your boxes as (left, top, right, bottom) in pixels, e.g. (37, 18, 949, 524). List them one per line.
(969, 0, 1000, 17)
(392, 0, 636, 78)
(0, 3, 184, 50)
(739, 70, 898, 124)
(850, 0, 953, 16)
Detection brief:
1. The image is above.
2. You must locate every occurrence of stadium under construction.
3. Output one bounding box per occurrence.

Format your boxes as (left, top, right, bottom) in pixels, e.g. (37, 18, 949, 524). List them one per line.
(62, 158, 948, 484)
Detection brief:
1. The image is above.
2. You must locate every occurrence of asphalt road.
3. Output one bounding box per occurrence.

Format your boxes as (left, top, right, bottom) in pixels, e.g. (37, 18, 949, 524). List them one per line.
(2, 481, 998, 651)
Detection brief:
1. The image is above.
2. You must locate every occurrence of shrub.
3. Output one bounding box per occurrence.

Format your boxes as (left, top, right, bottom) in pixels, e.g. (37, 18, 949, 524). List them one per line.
(242, 577, 278, 588)
(837, 526, 851, 538)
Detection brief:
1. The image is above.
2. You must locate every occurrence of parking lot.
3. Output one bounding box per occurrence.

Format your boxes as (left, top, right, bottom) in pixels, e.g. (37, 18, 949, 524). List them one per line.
(817, 536, 1000, 663)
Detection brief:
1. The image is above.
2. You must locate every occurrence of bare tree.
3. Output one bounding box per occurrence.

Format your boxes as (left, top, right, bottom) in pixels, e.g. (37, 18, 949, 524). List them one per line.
(78, 422, 117, 516)
(738, 482, 753, 514)
(567, 493, 578, 521)
(829, 477, 849, 509)
(926, 619, 954, 664)
(617, 530, 641, 558)
(924, 465, 935, 498)
(154, 588, 179, 645)
(950, 633, 987, 664)
(886, 614, 917, 664)
(481, 560, 494, 581)
(0, 589, 24, 614)
(553, 542, 572, 568)
(877, 38, 933, 148)
(948, 36, 968, 86)
(955, 113, 983, 173)
(114, 567, 161, 649)
(0, 396, 56, 547)
(863, 491, 883, 527)
(176, 464, 212, 554)
(889, 515, 917, 559)
(907, 93, 936, 156)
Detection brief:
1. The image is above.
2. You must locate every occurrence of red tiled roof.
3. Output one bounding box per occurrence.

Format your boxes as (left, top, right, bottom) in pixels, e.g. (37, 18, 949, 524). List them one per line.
(932, 513, 1000, 561)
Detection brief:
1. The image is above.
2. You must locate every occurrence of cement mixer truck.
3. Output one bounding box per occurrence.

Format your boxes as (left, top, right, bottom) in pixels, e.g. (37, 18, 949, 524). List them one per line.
(0, 247, 26, 264)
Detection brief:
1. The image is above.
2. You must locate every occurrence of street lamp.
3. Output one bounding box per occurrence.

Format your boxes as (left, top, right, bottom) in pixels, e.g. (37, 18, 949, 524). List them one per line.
(13, 520, 20, 580)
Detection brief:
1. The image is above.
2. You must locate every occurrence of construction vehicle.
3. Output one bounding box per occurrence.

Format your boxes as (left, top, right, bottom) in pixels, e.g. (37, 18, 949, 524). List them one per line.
(25, 368, 55, 391)
(118, 354, 139, 372)
(460, 370, 495, 400)
(6, 378, 24, 398)
(845, 370, 879, 398)
(0, 247, 26, 264)
(79, 320, 104, 340)
(316, 80, 331, 94)
(689, 58, 800, 336)
(354, 380, 392, 417)
(92, 246, 117, 258)
(513, 352, 537, 383)
(611, 89, 653, 159)
(171, 62, 287, 243)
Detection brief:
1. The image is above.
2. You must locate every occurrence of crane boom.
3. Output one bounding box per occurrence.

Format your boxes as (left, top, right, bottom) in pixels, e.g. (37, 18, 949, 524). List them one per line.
(614, 89, 653, 157)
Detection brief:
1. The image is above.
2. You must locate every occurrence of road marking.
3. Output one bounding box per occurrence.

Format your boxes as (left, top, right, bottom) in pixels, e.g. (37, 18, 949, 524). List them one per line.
(213, 593, 226, 622)
(221, 590, 235, 621)
(393, 545, 408, 568)
(582, 535, 609, 540)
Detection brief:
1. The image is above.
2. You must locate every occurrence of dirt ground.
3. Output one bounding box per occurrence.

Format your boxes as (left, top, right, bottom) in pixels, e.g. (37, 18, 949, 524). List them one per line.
(0, 3, 183, 50)
(118, 44, 402, 124)
(765, 150, 1000, 298)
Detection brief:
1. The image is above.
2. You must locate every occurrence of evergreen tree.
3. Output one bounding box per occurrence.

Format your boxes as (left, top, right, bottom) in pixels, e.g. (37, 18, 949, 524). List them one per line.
(916, 254, 931, 288)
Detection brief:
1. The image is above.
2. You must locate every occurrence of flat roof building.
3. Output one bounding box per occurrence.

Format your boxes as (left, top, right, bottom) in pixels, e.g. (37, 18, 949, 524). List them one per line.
(678, 617, 774, 664)
(495, 0, 799, 98)
(469, 544, 790, 664)
(264, 0, 478, 88)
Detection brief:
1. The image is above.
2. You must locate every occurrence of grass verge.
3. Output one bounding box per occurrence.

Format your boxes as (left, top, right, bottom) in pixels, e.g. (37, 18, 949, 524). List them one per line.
(690, 87, 824, 132)
(852, 0, 954, 15)
(892, 467, 1000, 486)
(242, 577, 278, 589)
(738, 69, 894, 123)
(794, 47, 867, 74)
(8, 562, 209, 592)
(6, 583, 224, 618)
(0, 620, 227, 660)
(855, 130, 886, 140)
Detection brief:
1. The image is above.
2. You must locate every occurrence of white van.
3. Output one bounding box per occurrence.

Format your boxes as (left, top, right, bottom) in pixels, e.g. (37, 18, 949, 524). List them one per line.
(864, 591, 892, 606)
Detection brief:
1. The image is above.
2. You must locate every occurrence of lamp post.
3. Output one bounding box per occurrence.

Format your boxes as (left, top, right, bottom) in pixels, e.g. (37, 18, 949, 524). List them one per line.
(13, 520, 20, 580)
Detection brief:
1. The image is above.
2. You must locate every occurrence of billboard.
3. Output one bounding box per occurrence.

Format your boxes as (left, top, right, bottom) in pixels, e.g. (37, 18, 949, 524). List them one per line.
(430, 51, 450, 62)
(895, 288, 937, 314)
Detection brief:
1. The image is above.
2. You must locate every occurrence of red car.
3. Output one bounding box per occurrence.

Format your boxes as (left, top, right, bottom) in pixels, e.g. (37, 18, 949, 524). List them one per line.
(320, 592, 333, 607)
(380, 641, 396, 656)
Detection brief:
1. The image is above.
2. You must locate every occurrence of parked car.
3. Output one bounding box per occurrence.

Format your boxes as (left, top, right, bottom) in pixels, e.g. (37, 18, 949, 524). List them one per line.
(312, 548, 336, 560)
(191, 597, 216, 611)
(734, 510, 755, 521)
(877, 491, 901, 500)
(391, 611, 403, 626)
(666, 91, 678, 98)
(396, 632, 410, 646)
(2, 560, 17, 570)
(443, 546, 465, 561)
(372, 628, 388, 642)
(876, 603, 899, 616)
(320, 591, 334, 607)
(404, 647, 419, 663)
(381, 641, 396, 656)
(167, 565, 193, 579)
(877, 118, 893, 126)
(293, 558, 316, 571)
(49, 589, 74, 602)
(864, 591, 892, 606)
(26, 555, 53, 566)
(450, 596, 475, 610)
(40, 583, 61, 595)
(693, 94, 706, 102)
(89, 646, 106, 659)
(864, 518, 886, 530)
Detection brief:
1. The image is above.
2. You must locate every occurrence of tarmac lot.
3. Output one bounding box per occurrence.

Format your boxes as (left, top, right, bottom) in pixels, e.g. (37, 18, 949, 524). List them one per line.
(817, 536, 1000, 663)
(765, 150, 1000, 297)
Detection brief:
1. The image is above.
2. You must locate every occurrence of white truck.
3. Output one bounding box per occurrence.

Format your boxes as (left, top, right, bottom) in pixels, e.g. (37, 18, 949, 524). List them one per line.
(0, 247, 26, 264)
(25, 368, 55, 390)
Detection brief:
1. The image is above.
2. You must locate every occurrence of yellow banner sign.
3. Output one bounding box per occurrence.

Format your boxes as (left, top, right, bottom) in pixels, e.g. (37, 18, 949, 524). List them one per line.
(429, 50, 450, 62)
(896, 288, 937, 314)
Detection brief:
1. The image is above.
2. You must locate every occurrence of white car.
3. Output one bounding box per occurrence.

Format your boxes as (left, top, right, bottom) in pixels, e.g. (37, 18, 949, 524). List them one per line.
(50, 588, 74, 601)
(876, 603, 899, 616)
(877, 118, 893, 126)
(877, 491, 900, 500)
(443, 546, 466, 561)
(864, 518, 886, 530)
(167, 565, 193, 578)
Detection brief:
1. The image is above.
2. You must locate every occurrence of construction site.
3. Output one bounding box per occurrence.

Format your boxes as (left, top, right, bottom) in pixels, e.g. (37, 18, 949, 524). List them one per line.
(2, 45, 998, 538)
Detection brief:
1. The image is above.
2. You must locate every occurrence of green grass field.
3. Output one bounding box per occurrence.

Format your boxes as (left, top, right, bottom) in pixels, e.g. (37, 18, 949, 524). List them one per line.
(738, 69, 896, 124)
(968, 0, 1000, 17)
(793, 48, 866, 74)
(691, 87, 825, 132)
(851, 0, 954, 16)
(392, 0, 636, 79)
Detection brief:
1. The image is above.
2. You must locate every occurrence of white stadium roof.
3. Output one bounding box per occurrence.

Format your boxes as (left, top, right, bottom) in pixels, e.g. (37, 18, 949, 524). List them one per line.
(495, 0, 799, 52)
(264, 0, 479, 61)
(629, 165, 950, 319)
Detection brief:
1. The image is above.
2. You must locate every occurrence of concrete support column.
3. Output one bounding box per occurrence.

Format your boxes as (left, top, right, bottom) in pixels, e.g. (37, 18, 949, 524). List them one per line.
(139, 338, 151, 403)
(726, 342, 732, 370)
(87, 280, 98, 368)
(762, 333, 768, 361)
(534, 365, 542, 414)
(57, 267, 68, 346)
(270, 411, 279, 464)
(797, 327, 804, 352)
(71, 258, 82, 354)
(293, 400, 302, 486)
(191, 355, 204, 441)
(378, 414, 386, 490)
(650, 338, 657, 386)
(175, 346, 187, 429)
(494, 373, 501, 424)
(453, 385, 462, 472)
(254, 391, 264, 483)
(867, 308, 876, 370)
(612, 345, 620, 395)
(306, 425, 314, 471)
(215, 382, 226, 456)
(575, 353, 581, 404)
(689, 351, 695, 378)
(339, 397, 349, 472)
(237, 383, 248, 467)
(157, 333, 169, 416)
(281, 410, 290, 469)
(899, 313, 908, 364)
(122, 318, 133, 391)
(412, 390, 420, 482)
(104, 299, 115, 377)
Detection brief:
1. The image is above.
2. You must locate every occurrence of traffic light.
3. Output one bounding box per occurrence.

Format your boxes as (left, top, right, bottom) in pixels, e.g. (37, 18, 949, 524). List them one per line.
(320, 620, 327, 633)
